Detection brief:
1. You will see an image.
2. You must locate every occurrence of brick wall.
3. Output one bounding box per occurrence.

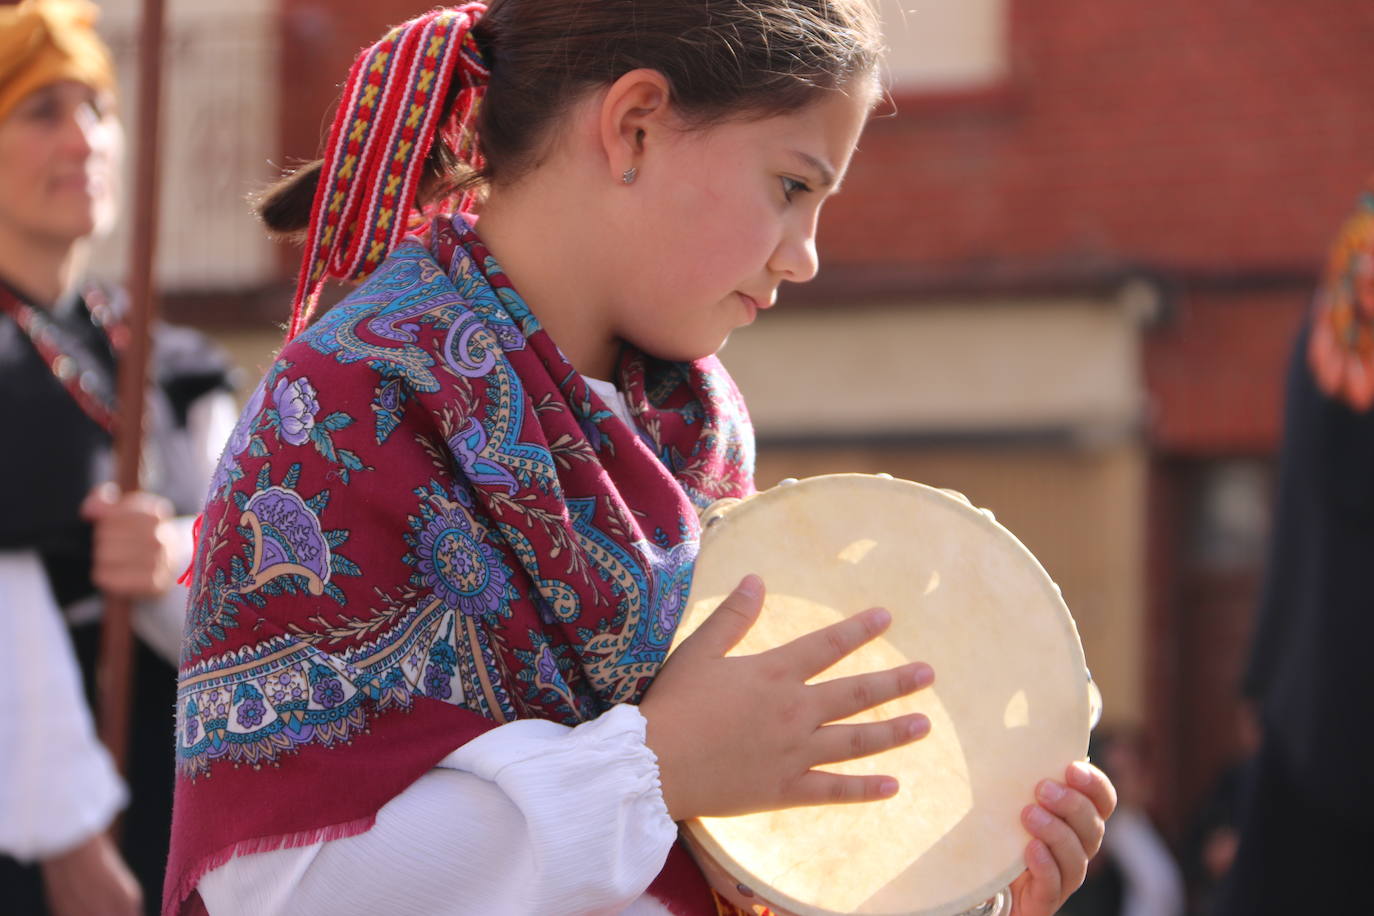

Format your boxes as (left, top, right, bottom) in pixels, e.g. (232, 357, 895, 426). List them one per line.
(824, 0, 1374, 277)
(1145, 286, 1309, 454)
(278, 1, 1374, 277)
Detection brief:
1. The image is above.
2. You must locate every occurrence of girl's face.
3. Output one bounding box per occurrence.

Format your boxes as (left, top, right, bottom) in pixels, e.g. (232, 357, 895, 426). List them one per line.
(0, 80, 121, 249)
(609, 86, 874, 364)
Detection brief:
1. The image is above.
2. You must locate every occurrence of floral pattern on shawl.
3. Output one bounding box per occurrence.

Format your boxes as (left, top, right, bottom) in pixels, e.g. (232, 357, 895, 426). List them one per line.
(174, 213, 755, 779)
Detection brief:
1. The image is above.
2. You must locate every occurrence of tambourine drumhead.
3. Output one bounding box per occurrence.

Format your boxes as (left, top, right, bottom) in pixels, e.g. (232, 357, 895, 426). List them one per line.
(672, 474, 1092, 916)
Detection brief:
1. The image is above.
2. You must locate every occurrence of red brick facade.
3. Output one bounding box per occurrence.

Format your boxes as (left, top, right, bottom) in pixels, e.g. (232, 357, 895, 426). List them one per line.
(829, 1, 1373, 274)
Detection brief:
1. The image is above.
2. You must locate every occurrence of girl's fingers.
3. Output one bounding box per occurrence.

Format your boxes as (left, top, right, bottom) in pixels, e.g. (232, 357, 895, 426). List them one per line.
(1023, 803, 1089, 897)
(786, 769, 900, 807)
(810, 714, 930, 765)
(1035, 778, 1106, 860)
(810, 662, 934, 723)
(1019, 839, 1063, 915)
(682, 575, 767, 658)
(776, 606, 891, 678)
(1067, 761, 1118, 821)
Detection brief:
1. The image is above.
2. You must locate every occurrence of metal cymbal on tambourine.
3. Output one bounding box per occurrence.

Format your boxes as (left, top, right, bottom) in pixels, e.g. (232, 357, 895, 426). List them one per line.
(672, 474, 1097, 916)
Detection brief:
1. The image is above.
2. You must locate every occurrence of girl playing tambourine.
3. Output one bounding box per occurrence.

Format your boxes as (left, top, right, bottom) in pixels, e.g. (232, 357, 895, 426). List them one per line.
(167, 3, 1116, 914)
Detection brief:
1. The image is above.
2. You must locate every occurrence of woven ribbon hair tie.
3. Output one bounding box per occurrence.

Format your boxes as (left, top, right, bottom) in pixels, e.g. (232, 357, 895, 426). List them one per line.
(286, 3, 490, 342)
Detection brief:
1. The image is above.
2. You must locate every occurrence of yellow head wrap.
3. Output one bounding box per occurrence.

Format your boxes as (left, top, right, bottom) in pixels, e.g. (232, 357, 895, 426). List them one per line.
(0, 0, 115, 124)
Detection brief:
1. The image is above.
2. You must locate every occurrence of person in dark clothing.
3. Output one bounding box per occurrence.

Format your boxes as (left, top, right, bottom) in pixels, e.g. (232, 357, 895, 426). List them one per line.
(1215, 179, 1374, 915)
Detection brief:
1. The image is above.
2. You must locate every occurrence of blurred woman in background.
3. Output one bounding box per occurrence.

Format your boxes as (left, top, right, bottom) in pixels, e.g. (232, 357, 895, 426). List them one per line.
(0, 1, 234, 913)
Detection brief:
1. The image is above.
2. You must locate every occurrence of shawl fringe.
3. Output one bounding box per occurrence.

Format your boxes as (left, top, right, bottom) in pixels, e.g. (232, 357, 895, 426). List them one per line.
(164, 816, 377, 916)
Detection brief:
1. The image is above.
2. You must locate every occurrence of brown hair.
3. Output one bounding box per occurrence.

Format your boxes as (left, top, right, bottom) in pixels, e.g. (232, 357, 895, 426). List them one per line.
(257, 0, 882, 237)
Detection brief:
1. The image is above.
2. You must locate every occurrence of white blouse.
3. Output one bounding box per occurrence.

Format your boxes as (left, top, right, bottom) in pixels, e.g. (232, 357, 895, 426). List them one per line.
(198, 706, 680, 915)
(584, 376, 637, 429)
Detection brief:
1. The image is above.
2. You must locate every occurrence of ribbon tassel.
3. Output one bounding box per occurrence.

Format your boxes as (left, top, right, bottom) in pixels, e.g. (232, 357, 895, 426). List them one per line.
(286, 4, 490, 342)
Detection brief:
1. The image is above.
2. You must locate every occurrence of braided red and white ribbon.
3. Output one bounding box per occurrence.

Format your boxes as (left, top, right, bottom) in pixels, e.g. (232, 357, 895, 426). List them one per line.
(286, 4, 489, 341)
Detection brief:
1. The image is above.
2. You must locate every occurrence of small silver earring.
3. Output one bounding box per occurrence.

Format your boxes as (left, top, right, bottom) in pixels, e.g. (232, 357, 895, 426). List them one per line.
(622, 167, 638, 185)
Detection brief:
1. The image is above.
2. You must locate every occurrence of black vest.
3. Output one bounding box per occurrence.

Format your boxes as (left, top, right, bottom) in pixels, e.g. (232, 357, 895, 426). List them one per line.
(0, 279, 231, 604)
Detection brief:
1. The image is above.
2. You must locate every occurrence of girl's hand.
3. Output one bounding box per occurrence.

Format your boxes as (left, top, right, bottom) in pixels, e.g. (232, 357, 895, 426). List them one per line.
(640, 574, 935, 822)
(80, 483, 177, 598)
(1008, 761, 1117, 916)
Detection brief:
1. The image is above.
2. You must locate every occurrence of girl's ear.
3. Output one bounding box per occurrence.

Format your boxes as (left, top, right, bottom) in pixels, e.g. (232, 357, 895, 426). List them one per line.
(597, 68, 674, 184)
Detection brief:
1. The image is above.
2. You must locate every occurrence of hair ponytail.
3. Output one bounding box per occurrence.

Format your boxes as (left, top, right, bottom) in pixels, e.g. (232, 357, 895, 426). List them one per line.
(253, 160, 321, 239)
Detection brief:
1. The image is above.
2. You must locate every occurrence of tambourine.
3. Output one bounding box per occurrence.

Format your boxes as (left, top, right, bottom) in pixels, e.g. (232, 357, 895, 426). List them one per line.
(670, 474, 1099, 916)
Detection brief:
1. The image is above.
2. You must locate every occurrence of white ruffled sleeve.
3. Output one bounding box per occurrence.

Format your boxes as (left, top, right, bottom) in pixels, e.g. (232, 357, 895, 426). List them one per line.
(197, 703, 679, 915)
(0, 551, 127, 862)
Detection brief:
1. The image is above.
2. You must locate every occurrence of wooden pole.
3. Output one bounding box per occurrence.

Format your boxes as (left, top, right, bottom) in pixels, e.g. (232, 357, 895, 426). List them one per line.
(98, 0, 168, 778)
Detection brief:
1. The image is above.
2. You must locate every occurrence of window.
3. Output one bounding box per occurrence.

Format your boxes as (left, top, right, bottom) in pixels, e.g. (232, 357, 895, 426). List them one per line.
(92, 0, 280, 292)
(878, 0, 1010, 91)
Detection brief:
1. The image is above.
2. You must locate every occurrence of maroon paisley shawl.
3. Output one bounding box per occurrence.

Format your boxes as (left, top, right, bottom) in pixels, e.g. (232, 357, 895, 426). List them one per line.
(163, 216, 756, 915)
